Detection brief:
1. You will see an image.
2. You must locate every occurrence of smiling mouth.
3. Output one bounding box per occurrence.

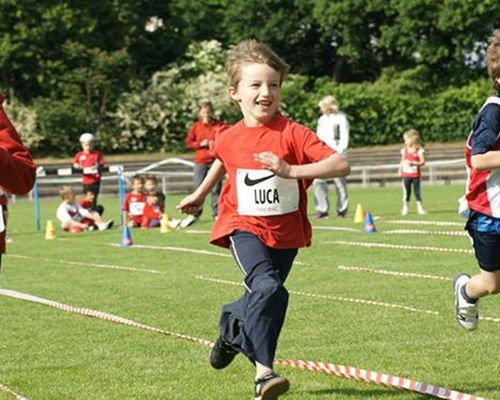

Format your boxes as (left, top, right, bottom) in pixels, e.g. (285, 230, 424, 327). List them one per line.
(256, 100, 272, 107)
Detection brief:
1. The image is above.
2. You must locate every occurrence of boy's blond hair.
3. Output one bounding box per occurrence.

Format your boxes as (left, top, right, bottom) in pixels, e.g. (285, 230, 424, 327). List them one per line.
(226, 40, 289, 89)
(318, 95, 339, 113)
(403, 129, 421, 145)
(487, 29, 500, 91)
(59, 186, 75, 200)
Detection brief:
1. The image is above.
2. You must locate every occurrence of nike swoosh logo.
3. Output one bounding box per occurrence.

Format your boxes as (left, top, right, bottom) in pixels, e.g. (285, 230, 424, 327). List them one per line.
(244, 173, 275, 186)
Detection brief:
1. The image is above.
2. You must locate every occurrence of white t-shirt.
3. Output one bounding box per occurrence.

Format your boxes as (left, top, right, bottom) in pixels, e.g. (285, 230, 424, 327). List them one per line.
(56, 202, 91, 223)
(316, 112, 349, 154)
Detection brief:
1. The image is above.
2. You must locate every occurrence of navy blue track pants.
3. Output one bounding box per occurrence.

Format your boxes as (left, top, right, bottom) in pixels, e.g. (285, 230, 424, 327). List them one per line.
(219, 230, 297, 368)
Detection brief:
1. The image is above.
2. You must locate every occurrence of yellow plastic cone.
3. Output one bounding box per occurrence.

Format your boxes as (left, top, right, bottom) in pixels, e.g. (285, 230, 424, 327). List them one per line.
(45, 220, 56, 240)
(160, 214, 171, 233)
(353, 203, 364, 223)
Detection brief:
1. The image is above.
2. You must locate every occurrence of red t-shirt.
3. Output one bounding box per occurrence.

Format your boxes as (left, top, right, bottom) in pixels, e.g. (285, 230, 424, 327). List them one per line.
(210, 114, 335, 249)
(400, 147, 424, 178)
(122, 192, 146, 224)
(141, 203, 163, 228)
(185, 119, 226, 164)
(73, 150, 105, 185)
(0, 94, 36, 253)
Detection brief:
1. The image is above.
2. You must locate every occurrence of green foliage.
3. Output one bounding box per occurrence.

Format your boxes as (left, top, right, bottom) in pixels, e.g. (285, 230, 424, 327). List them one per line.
(109, 41, 240, 152)
(282, 73, 491, 146)
(3, 98, 41, 149)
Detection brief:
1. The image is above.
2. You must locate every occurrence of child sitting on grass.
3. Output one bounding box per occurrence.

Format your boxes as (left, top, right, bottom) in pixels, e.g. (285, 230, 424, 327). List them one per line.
(56, 186, 113, 233)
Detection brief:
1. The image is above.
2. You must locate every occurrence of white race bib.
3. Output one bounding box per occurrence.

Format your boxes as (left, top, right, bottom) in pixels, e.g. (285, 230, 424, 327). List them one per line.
(129, 202, 145, 216)
(236, 169, 299, 216)
(401, 162, 418, 175)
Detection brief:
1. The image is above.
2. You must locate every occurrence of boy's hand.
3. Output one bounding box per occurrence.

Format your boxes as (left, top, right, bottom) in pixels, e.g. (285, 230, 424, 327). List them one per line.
(254, 152, 292, 178)
(177, 193, 204, 214)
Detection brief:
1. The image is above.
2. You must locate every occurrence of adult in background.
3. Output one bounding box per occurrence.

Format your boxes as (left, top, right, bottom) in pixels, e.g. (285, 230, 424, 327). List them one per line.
(185, 101, 225, 223)
(0, 93, 36, 274)
(313, 95, 349, 219)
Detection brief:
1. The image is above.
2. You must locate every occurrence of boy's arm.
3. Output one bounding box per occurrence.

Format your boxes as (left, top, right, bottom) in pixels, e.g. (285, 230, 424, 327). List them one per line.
(177, 159, 225, 214)
(0, 96, 36, 195)
(254, 152, 349, 180)
(471, 151, 500, 171)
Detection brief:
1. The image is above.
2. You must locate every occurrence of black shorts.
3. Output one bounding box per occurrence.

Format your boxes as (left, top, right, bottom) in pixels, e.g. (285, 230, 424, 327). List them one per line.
(467, 228, 500, 272)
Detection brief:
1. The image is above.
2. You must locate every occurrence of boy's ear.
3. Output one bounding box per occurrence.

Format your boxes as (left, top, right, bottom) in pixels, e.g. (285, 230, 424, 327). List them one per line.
(228, 87, 241, 102)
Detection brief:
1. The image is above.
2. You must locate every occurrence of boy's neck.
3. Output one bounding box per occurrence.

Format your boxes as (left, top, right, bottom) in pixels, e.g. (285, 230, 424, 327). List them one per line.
(243, 113, 277, 127)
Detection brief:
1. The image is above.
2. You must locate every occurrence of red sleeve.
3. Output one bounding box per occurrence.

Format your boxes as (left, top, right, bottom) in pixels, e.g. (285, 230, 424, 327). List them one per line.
(294, 124, 336, 164)
(185, 122, 199, 150)
(0, 95, 36, 195)
(73, 152, 81, 166)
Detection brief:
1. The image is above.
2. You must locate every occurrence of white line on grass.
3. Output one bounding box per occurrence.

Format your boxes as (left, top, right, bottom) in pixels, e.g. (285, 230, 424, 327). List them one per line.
(337, 265, 451, 281)
(0, 382, 30, 400)
(107, 243, 311, 266)
(193, 275, 438, 315)
(6, 254, 164, 275)
(327, 240, 473, 254)
(312, 226, 360, 232)
(0, 288, 488, 400)
(385, 220, 463, 227)
(184, 229, 211, 234)
(384, 229, 468, 237)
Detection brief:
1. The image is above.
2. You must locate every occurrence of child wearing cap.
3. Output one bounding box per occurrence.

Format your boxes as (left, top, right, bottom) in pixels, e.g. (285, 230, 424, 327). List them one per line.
(73, 133, 105, 210)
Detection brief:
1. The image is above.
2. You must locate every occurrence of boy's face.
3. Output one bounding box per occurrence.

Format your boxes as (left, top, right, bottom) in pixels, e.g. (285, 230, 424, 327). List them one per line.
(229, 63, 281, 127)
(81, 141, 93, 152)
(85, 191, 95, 202)
(144, 180, 157, 193)
(132, 179, 143, 192)
(147, 195, 159, 205)
(199, 107, 212, 123)
(65, 191, 76, 203)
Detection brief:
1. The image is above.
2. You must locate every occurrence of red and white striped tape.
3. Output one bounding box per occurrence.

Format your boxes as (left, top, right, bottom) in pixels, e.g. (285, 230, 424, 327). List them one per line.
(337, 265, 451, 281)
(0, 289, 214, 349)
(386, 220, 463, 227)
(384, 229, 468, 237)
(273, 359, 490, 400)
(328, 240, 473, 254)
(0, 288, 490, 400)
(0, 382, 30, 400)
(194, 275, 438, 315)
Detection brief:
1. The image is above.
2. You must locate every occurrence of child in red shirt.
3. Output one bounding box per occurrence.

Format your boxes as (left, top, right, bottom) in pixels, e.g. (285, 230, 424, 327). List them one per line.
(398, 129, 426, 215)
(73, 133, 105, 210)
(141, 193, 163, 228)
(122, 175, 146, 228)
(178, 40, 349, 399)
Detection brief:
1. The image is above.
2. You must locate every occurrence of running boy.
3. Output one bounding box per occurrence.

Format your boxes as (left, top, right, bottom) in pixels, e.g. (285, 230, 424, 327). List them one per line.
(73, 132, 105, 209)
(122, 175, 146, 228)
(178, 40, 349, 399)
(454, 30, 500, 331)
(399, 129, 426, 215)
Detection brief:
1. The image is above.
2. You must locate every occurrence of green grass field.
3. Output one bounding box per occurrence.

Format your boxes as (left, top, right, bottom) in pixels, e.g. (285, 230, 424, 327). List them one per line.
(1, 184, 499, 400)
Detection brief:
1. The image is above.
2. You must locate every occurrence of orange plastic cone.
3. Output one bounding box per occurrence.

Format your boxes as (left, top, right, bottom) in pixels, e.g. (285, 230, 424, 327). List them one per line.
(160, 214, 171, 233)
(354, 203, 364, 223)
(45, 220, 56, 240)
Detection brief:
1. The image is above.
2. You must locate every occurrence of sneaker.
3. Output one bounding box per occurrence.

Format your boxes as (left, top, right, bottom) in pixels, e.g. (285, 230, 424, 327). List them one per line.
(453, 273, 479, 330)
(401, 205, 408, 216)
(336, 210, 347, 219)
(314, 212, 329, 220)
(168, 218, 182, 229)
(209, 336, 238, 370)
(417, 204, 427, 215)
(97, 220, 114, 231)
(255, 371, 289, 400)
(180, 215, 197, 228)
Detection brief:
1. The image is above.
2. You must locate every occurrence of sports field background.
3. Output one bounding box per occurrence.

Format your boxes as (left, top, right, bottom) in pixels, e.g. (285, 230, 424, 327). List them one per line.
(1, 184, 499, 400)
